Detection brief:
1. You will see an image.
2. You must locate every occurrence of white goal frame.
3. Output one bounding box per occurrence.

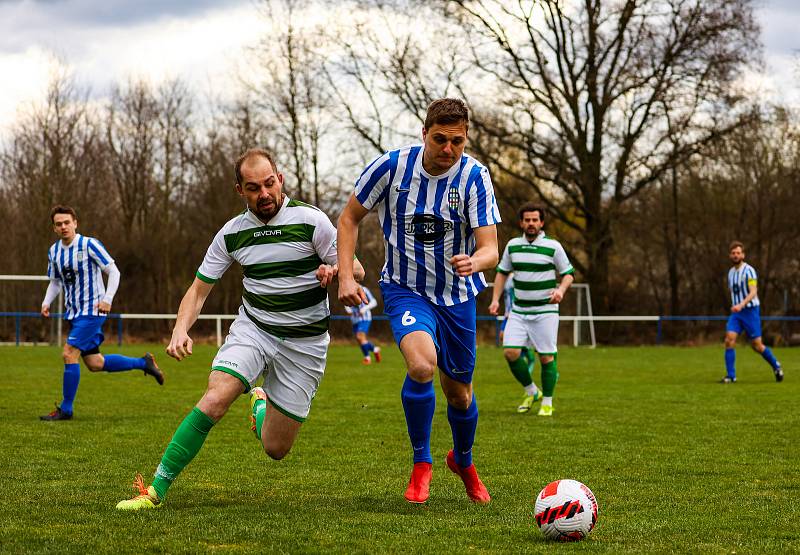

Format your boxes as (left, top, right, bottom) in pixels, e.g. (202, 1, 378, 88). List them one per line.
(568, 283, 596, 348)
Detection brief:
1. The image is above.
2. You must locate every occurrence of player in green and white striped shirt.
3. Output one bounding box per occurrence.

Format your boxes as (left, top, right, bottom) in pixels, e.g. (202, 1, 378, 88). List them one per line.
(489, 203, 574, 416)
(117, 148, 364, 510)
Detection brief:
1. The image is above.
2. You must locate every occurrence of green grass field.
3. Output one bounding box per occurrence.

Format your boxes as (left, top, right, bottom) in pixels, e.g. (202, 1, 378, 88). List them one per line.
(0, 344, 798, 553)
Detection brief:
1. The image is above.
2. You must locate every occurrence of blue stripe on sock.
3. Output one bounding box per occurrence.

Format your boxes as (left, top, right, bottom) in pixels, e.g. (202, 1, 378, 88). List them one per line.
(401, 375, 435, 464)
(761, 347, 779, 370)
(725, 348, 736, 379)
(61, 363, 80, 414)
(447, 394, 478, 468)
(102, 354, 145, 372)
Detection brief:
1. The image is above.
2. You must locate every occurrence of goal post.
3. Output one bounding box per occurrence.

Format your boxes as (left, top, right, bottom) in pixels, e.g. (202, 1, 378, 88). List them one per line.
(569, 283, 596, 348)
(485, 281, 596, 348)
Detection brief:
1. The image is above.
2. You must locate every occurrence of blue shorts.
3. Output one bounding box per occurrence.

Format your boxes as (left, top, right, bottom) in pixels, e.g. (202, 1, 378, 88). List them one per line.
(352, 320, 372, 335)
(726, 306, 762, 339)
(66, 315, 106, 354)
(380, 281, 476, 383)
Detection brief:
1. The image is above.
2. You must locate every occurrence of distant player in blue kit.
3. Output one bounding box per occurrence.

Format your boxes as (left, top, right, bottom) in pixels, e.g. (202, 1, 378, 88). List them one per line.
(39, 205, 164, 421)
(337, 98, 500, 505)
(344, 286, 382, 364)
(721, 241, 783, 383)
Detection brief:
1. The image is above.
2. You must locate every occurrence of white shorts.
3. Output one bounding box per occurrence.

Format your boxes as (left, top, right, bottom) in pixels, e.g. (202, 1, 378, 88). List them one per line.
(502, 312, 560, 355)
(211, 313, 329, 422)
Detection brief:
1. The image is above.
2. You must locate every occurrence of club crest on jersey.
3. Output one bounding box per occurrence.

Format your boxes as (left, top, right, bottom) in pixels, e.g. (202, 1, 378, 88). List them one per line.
(448, 187, 460, 210)
(76, 251, 84, 262)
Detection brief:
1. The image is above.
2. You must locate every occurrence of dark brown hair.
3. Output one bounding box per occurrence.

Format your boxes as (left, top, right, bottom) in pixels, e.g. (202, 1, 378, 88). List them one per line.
(518, 202, 545, 222)
(424, 98, 469, 131)
(235, 148, 278, 185)
(729, 240, 744, 252)
(50, 205, 77, 223)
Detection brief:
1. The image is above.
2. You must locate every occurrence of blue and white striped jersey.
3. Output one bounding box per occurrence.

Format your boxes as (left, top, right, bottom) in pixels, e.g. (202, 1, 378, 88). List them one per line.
(354, 144, 501, 306)
(503, 274, 514, 317)
(345, 286, 377, 324)
(728, 263, 759, 308)
(46, 234, 115, 320)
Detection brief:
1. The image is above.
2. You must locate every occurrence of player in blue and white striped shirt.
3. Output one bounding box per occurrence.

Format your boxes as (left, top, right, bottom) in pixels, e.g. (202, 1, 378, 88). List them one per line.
(344, 286, 382, 364)
(337, 98, 500, 505)
(722, 241, 783, 383)
(39, 206, 163, 421)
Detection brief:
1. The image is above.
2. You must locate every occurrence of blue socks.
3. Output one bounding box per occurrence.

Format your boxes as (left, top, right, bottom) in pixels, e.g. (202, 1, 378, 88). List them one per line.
(724, 348, 736, 379)
(761, 347, 779, 370)
(359, 342, 375, 357)
(447, 394, 478, 468)
(102, 354, 146, 372)
(401, 375, 435, 464)
(727, 346, 780, 378)
(60, 363, 80, 414)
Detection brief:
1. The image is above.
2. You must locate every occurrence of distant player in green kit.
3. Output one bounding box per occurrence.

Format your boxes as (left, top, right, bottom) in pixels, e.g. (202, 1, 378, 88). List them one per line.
(490, 203, 573, 416)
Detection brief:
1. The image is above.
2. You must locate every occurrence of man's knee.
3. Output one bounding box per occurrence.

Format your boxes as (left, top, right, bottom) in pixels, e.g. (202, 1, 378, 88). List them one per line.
(263, 440, 292, 461)
(407, 358, 436, 382)
(503, 348, 521, 362)
(724, 335, 737, 348)
(750, 339, 765, 353)
(62, 346, 80, 364)
(445, 386, 473, 410)
(84, 359, 104, 372)
(197, 388, 238, 421)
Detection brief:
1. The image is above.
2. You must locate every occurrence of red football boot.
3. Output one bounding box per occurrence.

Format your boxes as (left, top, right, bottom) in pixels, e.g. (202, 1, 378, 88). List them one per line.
(404, 462, 432, 504)
(446, 450, 491, 505)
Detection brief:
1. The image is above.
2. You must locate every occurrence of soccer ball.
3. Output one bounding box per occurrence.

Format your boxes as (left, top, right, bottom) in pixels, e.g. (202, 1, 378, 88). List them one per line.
(534, 479, 598, 542)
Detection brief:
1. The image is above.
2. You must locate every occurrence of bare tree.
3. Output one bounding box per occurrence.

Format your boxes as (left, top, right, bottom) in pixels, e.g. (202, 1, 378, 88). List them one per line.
(1, 70, 106, 272)
(320, 0, 760, 310)
(247, 0, 342, 208)
(440, 0, 760, 309)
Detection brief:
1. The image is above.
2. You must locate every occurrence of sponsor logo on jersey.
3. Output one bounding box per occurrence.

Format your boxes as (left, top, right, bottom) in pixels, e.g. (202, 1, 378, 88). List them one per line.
(405, 214, 453, 244)
(253, 229, 282, 238)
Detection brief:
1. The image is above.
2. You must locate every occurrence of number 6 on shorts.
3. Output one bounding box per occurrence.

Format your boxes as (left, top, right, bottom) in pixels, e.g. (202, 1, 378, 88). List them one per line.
(402, 310, 416, 326)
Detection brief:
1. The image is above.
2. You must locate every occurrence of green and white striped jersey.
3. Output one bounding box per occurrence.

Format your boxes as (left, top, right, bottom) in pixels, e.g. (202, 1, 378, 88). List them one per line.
(196, 198, 337, 338)
(496, 232, 574, 315)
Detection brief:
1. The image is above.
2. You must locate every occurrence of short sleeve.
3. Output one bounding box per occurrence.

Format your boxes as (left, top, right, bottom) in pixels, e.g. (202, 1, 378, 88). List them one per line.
(354, 151, 394, 210)
(554, 243, 574, 275)
(313, 214, 338, 266)
(496, 242, 512, 274)
(196, 228, 233, 283)
(467, 166, 501, 229)
(87, 238, 114, 270)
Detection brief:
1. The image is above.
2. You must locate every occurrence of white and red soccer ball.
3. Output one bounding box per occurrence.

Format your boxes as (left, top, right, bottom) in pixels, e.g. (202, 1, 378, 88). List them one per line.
(534, 479, 598, 542)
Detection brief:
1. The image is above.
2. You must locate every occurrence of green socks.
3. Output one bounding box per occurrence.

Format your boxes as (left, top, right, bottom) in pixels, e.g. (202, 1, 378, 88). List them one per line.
(508, 353, 533, 387)
(152, 407, 216, 500)
(252, 397, 267, 439)
(541, 357, 559, 397)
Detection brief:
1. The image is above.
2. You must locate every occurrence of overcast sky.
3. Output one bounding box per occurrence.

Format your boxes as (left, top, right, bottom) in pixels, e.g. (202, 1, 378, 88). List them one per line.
(0, 0, 798, 136)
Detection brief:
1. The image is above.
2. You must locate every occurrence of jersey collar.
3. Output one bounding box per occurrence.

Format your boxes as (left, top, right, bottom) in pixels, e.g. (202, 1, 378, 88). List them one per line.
(523, 231, 544, 244)
(60, 233, 81, 248)
(246, 196, 288, 226)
